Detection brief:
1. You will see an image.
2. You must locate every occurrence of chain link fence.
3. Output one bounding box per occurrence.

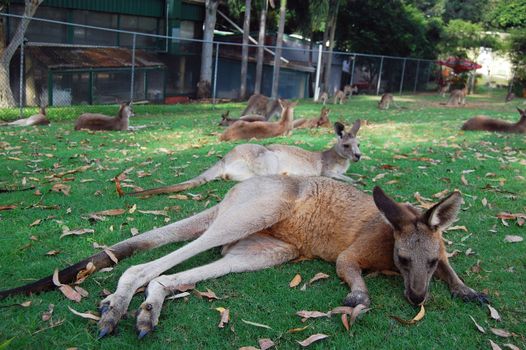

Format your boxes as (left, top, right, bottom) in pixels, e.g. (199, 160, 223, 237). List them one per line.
(0, 12, 440, 120)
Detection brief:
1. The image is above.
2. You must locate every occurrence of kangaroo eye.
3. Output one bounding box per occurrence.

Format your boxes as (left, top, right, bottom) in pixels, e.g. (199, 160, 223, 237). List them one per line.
(398, 256, 411, 266)
(428, 259, 438, 268)
(343, 144, 350, 148)
(358, 143, 361, 147)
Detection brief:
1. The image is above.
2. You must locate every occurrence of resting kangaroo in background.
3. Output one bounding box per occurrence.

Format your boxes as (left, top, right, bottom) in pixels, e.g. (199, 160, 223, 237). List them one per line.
(334, 90, 346, 104)
(240, 94, 282, 120)
(293, 107, 331, 129)
(218, 111, 266, 127)
(445, 87, 467, 106)
(1, 106, 49, 126)
(318, 92, 328, 105)
(130, 120, 361, 197)
(461, 107, 526, 133)
(74, 103, 134, 131)
(220, 100, 297, 141)
(0, 178, 488, 339)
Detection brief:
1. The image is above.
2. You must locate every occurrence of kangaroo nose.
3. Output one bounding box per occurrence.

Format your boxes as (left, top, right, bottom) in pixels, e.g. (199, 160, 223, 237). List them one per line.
(355, 154, 361, 160)
(407, 289, 426, 305)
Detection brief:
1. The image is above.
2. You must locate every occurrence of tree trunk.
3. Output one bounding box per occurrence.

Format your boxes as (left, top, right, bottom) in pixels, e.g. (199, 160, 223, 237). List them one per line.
(198, 0, 218, 99)
(0, 0, 44, 108)
(270, 0, 286, 99)
(322, 0, 339, 95)
(254, 1, 267, 95)
(239, 0, 252, 100)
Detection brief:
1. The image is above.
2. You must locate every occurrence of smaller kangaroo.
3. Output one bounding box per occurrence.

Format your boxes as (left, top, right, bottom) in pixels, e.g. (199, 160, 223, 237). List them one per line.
(74, 103, 134, 131)
(343, 84, 357, 97)
(318, 92, 328, 105)
(293, 107, 331, 129)
(2, 106, 49, 126)
(130, 120, 361, 197)
(334, 90, 346, 104)
(461, 107, 526, 133)
(241, 94, 282, 120)
(378, 93, 394, 110)
(439, 82, 450, 97)
(445, 87, 467, 106)
(218, 111, 266, 127)
(505, 92, 515, 103)
(220, 100, 297, 141)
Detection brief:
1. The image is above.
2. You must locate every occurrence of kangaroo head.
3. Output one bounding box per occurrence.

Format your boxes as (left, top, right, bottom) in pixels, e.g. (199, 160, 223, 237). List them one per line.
(319, 108, 330, 123)
(373, 186, 462, 305)
(334, 121, 361, 162)
(516, 107, 526, 123)
(120, 102, 134, 118)
(218, 111, 230, 126)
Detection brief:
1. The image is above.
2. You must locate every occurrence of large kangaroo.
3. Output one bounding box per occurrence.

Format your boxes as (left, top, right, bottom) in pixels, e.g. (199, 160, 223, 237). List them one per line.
(0, 177, 487, 339)
(240, 94, 282, 120)
(130, 120, 360, 197)
(218, 111, 266, 127)
(378, 93, 394, 110)
(445, 87, 467, 106)
(220, 100, 297, 141)
(74, 103, 134, 131)
(1, 106, 49, 126)
(461, 107, 526, 133)
(293, 107, 331, 129)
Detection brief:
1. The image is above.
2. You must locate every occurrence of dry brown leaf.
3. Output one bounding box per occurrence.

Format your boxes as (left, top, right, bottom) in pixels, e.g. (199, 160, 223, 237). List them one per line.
(128, 204, 137, 214)
(74, 286, 89, 298)
(488, 305, 501, 321)
(447, 225, 468, 232)
(166, 292, 190, 300)
(372, 173, 386, 182)
(391, 305, 425, 325)
(297, 333, 329, 347)
(469, 315, 486, 333)
(296, 310, 330, 320)
(90, 209, 126, 216)
(349, 304, 368, 326)
(432, 189, 450, 199)
(52, 268, 62, 287)
(490, 328, 512, 338)
(51, 183, 71, 196)
(238, 347, 259, 350)
(461, 174, 469, 186)
(287, 326, 310, 333)
(114, 176, 124, 197)
(414, 192, 434, 209)
(29, 219, 42, 227)
(75, 262, 96, 284)
(258, 338, 275, 350)
(67, 306, 100, 321)
(195, 288, 219, 300)
(241, 319, 272, 329)
(175, 283, 196, 292)
(45, 250, 60, 256)
(289, 274, 302, 288)
(104, 249, 119, 264)
(137, 210, 169, 216)
(19, 300, 32, 307)
(471, 260, 482, 273)
(0, 204, 16, 211)
(308, 272, 329, 285)
(496, 213, 526, 220)
(60, 228, 94, 239)
(330, 306, 354, 315)
(502, 344, 520, 350)
(58, 284, 82, 302)
(169, 194, 189, 200)
(216, 307, 229, 328)
(341, 314, 350, 331)
(504, 235, 523, 243)
(42, 304, 54, 321)
(130, 227, 139, 236)
(490, 340, 503, 350)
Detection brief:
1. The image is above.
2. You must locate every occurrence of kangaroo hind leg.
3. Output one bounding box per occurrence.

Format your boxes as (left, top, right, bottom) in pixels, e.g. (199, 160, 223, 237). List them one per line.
(135, 233, 299, 337)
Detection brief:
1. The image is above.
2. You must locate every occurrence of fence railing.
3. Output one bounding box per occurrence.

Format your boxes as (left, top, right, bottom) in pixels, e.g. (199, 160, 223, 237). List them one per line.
(0, 12, 440, 118)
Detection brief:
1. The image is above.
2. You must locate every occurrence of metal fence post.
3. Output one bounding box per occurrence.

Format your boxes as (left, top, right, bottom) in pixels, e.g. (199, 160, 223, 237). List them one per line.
(314, 44, 322, 102)
(130, 33, 136, 102)
(376, 56, 384, 96)
(212, 42, 219, 106)
(413, 59, 420, 94)
(399, 58, 406, 96)
(19, 37, 24, 117)
(349, 55, 356, 100)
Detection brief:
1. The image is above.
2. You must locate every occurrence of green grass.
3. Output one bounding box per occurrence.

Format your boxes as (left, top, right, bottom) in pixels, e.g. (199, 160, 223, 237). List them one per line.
(0, 90, 525, 349)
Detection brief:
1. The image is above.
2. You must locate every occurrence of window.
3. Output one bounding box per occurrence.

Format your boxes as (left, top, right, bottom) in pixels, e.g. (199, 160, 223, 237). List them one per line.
(120, 15, 159, 49)
(9, 5, 67, 44)
(72, 10, 118, 46)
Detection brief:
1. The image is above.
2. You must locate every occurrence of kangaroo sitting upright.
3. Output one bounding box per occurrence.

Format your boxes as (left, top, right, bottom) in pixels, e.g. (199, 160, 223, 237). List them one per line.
(74, 103, 134, 131)
(293, 107, 331, 129)
(241, 94, 282, 120)
(220, 100, 296, 141)
(445, 87, 467, 106)
(218, 111, 266, 127)
(461, 107, 526, 133)
(131, 120, 361, 197)
(378, 93, 394, 110)
(318, 92, 329, 105)
(334, 90, 346, 104)
(1, 106, 49, 126)
(0, 178, 488, 339)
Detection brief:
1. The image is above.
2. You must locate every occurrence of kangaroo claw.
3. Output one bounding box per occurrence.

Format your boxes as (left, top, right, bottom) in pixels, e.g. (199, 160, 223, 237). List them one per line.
(97, 326, 112, 340)
(137, 329, 151, 340)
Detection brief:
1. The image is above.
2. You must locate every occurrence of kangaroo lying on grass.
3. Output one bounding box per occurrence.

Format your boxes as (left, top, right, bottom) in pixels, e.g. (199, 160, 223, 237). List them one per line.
(1, 106, 49, 126)
(74, 103, 134, 131)
(293, 107, 331, 129)
(130, 120, 361, 197)
(220, 100, 297, 141)
(461, 107, 526, 133)
(218, 111, 266, 127)
(0, 177, 488, 339)
(240, 94, 282, 120)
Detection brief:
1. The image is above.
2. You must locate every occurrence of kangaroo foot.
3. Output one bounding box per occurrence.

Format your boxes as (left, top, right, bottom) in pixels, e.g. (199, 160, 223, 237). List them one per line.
(343, 290, 370, 308)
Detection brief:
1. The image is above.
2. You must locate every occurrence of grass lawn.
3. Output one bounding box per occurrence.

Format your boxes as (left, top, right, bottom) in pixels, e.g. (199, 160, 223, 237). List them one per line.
(0, 90, 525, 349)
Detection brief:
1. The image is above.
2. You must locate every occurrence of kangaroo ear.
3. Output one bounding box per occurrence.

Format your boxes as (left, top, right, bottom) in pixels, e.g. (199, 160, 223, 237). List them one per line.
(289, 101, 298, 108)
(517, 107, 525, 115)
(373, 186, 410, 230)
(350, 119, 361, 136)
(334, 122, 345, 137)
(422, 191, 462, 231)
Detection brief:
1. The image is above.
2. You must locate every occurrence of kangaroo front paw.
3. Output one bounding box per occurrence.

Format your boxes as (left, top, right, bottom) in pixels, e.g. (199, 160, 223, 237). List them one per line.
(451, 286, 489, 304)
(97, 295, 129, 338)
(343, 290, 370, 308)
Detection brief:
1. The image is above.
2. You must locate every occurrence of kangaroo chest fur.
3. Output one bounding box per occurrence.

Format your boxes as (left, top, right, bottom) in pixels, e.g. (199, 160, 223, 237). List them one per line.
(265, 177, 395, 268)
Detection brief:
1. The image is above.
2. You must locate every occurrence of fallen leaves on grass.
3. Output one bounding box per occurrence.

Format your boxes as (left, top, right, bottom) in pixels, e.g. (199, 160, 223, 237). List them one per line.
(60, 228, 94, 239)
(166, 292, 190, 300)
(414, 192, 434, 209)
(90, 209, 126, 216)
(0, 204, 17, 211)
(215, 307, 229, 328)
(53, 269, 82, 302)
(308, 272, 329, 285)
(241, 319, 272, 329)
(67, 306, 100, 321)
(488, 305, 501, 321)
(45, 250, 60, 256)
(287, 325, 310, 333)
(490, 340, 503, 350)
(51, 183, 71, 196)
(504, 236, 523, 243)
(104, 249, 119, 264)
(391, 305, 425, 325)
(258, 339, 275, 350)
(297, 333, 329, 347)
(194, 289, 219, 300)
(130, 227, 139, 236)
(490, 328, 512, 338)
(42, 304, 54, 321)
(75, 262, 96, 284)
(296, 310, 330, 321)
(289, 274, 302, 288)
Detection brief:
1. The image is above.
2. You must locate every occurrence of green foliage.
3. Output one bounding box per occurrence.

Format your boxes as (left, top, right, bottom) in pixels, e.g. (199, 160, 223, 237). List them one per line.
(508, 28, 526, 89)
(485, 0, 526, 30)
(442, 0, 492, 24)
(437, 19, 500, 57)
